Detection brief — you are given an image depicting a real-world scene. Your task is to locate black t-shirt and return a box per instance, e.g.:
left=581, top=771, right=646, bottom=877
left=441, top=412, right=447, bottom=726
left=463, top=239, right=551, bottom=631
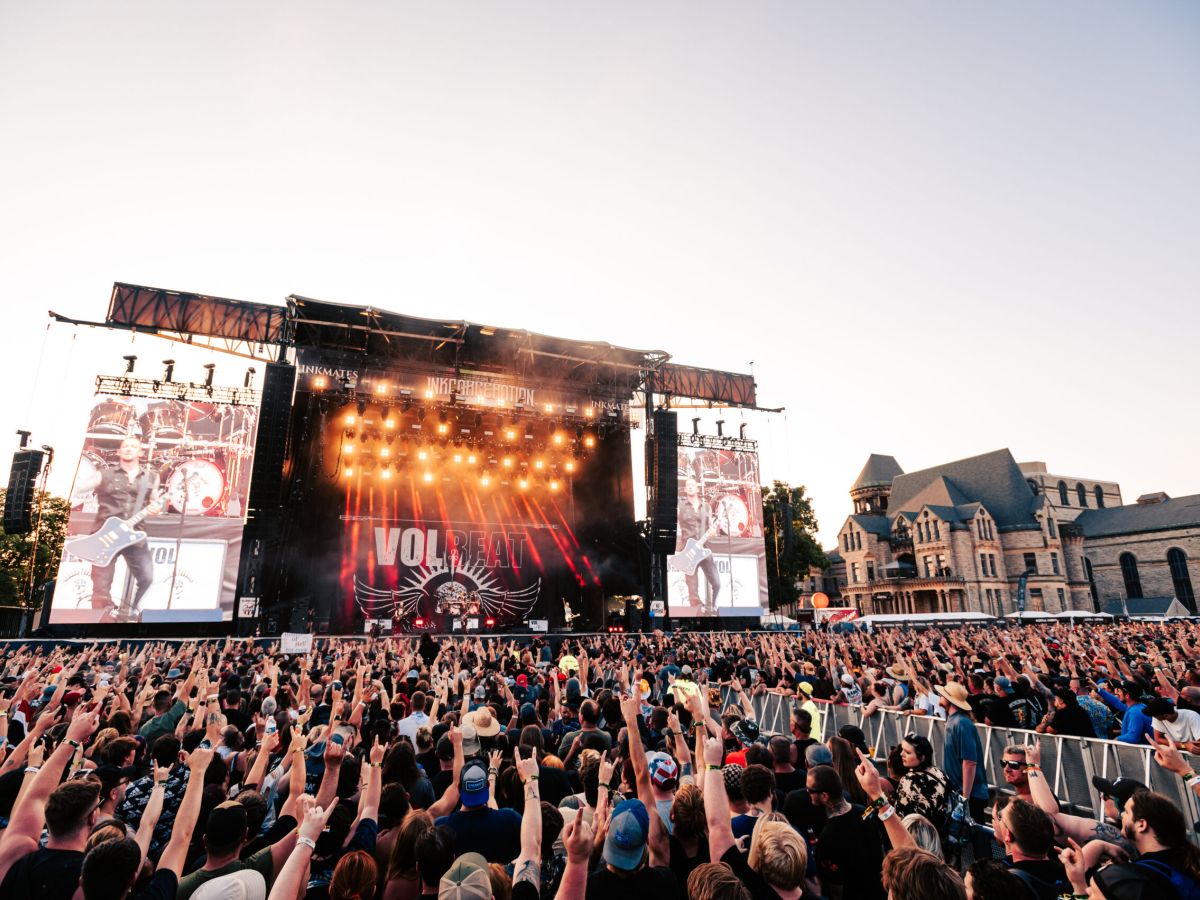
left=0, top=848, right=85, bottom=900
left=814, top=807, right=885, bottom=900
left=132, top=867, right=178, bottom=900
left=431, top=767, right=454, bottom=800
left=1007, top=858, right=1071, bottom=899
left=782, top=788, right=826, bottom=843
left=668, top=834, right=709, bottom=888
left=773, top=768, right=806, bottom=796
left=1049, top=705, right=1096, bottom=738
left=585, top=864, right=681, bottom=900
left=537, top=765, right=573, bottom=807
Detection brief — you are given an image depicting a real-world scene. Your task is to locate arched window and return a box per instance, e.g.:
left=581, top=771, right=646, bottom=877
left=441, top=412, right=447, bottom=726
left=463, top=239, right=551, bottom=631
left=1120, top=552, right=1143, bottom=599
left=1058, top=480, right=1070, bottom=506
left=1094, top=485, right=1105, bottom=509
left=1084, top=557, right=1098, bottom=606
left=1168, top=548, right=1195, bottom=610
left=1076, top=483, right=1088, bottom=507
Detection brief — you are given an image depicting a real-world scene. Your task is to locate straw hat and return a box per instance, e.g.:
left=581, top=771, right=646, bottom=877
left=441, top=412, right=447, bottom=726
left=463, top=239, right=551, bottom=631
left=935, top=681, right=972, bottom=712
left=885, top=664, right=911, bottom=681
left=464, top=707, right=501, bottom=737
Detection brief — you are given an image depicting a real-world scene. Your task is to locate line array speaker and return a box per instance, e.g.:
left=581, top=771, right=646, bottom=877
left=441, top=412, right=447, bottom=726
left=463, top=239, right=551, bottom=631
left=648, top=409, right=678, bottom=553
left=3, top=449, right=46, bottom=534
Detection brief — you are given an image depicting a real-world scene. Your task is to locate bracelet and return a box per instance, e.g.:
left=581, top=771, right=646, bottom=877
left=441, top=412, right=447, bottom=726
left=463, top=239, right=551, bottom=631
left=366, top=761, right=381, bottom=768
left=878, top=804, right=896, bottom=822
left=488, top=767, right=499, bottom=776
left=24, top=766, right=39, bottom=774
left=66, top=739, right=82, bottom=751
left=155, top=779, right=170, bottom=786
left=1024, top=764, right=1040, bottom=771
left=706, top=764, right=721, bottom=771
left=297, top=836, right=317, bottom=851
left=1183, top=771, right=1196, bottom=783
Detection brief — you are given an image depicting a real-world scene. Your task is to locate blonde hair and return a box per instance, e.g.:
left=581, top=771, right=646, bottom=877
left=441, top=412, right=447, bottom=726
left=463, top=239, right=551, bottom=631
left=902, top=813, right=944, bottom=860
left=670, top=783, right=707, bottom=841
left=687, top=862, right=751, bottom=900
left=747, top=817, right=806, bottom=890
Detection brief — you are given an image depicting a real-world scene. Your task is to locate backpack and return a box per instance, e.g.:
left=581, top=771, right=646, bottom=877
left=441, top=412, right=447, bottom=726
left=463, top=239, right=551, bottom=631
left=1134, top=859, right=1200, bottom=900
left=1007, top=866, right=1071, bottom=900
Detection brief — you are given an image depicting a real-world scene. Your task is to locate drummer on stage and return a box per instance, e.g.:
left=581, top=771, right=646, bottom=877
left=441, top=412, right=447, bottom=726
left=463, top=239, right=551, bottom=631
left=73, top=435, right=163, bottom=622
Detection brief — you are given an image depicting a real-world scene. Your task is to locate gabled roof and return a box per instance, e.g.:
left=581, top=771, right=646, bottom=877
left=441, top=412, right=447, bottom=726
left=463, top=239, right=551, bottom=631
left=850, top=514, right=894, bottom=538
left=1077, top=494, right=1200, bottom=538
left=888, top=449, right=1038, bottom=529
left=955, top=502, right=984, bottom=519
left=925, top=504, right=965, bottom=523
left=1100, top=597, right=1193, bottom=617
left=852, top=454, right=904, bottom=491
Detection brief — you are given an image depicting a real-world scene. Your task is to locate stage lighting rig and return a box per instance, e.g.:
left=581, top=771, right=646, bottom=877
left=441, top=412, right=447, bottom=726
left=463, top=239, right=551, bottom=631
left=123, top=355, right=137, bottom=373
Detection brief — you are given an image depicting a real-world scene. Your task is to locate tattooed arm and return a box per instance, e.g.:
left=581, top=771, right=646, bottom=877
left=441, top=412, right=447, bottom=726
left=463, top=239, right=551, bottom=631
left=513, top=746, right=543, bottom=893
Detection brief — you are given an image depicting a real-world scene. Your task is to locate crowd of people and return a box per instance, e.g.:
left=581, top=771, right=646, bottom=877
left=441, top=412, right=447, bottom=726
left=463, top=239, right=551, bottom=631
left=0, top=619, right=1199, bottom=900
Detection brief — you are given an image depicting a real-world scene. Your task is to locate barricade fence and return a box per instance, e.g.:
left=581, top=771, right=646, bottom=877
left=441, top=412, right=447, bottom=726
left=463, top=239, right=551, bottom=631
left=718, top=688, right=1200, bottom=843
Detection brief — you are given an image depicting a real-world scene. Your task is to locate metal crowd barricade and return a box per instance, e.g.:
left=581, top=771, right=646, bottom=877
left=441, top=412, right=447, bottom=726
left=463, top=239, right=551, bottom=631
left=718, top=688, right=1200, bottom=844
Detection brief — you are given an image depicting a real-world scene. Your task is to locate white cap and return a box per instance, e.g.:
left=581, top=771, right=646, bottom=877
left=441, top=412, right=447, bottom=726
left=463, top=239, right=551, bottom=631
left=191, top=870, right=267, bottom=900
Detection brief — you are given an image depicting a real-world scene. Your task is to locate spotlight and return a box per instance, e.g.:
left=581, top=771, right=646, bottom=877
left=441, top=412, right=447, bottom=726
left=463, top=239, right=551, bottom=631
left=414, top=617, right=425, bottom=629
left=123, top=355, right=137, bottom=374
left=203, top=363, right=216, bottom=388
left=467, top=454, right=476, bottom=465
left=565, top=461, right=575, bottom=473
left=345, top=467, right=354, bottom=477
left=583, top=435, right=596, bottom=448
left=584, top=407, right=594, bottom=418
left=503, top=457, right=514, bottom=468
left=544, top=403, right=554, bottom=413
left=553, top=433, right=564, bottom=445
left=480, top=475, right=491, bottom=487
left=376, top=383, right=388, bottom=394
left=485, top=617, right=496, bottom=630
left=453, top=453, right=463, bottom=464
left=346, top=414, right=356, bottom=425
left=345, top=444, right=355, bottom=455
left=418, top=450, right=428, bottom=461
left=534, top=460, right=544, bottom=471
left=380, top=447, right=389, bottom=458
left=382, top=468, right=392, bottom=480
left=245, top=366, right=256, bottom=388
left=518, top=478, right=528, bottom=490
left=313, top=376, right=327, bottom=389
left=423, top=471, right=433, bottom=483
left=505, top=429, right=517, bottom=441
left=550, top=480, right=560, bottom=492
left=162, top=359, right=175, bottom=382
left=437, top=423, right=449, bottom=435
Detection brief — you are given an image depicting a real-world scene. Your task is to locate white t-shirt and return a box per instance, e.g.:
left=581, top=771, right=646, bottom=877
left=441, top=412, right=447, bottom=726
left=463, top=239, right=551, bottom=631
left=397, top=710, right=430, bottom=745
left=1154, top=708, right=1200, bottom=743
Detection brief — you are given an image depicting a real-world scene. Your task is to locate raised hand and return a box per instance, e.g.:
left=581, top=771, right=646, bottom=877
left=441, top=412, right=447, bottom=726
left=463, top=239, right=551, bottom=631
left=186, top=745, right=214, bottom=773
left=855, top=748, right=884, bottom=800
left=516, top=745, right=539, bottom=783
left=563, top=812, right=594, bottom=864
left=370, top=735, right=386, bottom=767
left=703, top=736, right=724, bottom=767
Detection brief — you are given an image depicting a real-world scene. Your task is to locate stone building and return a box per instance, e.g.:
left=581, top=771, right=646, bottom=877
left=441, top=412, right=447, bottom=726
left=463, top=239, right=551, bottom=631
left=1018, top=461, right=1123, bottom=523
left=836, top=449, right=1092, bottom=616
left=1076, top=493, right=1200, bottom=614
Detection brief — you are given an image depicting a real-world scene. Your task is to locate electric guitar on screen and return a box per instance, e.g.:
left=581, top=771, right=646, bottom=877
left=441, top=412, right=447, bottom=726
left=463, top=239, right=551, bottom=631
left=668, top=525, right=718, bottom=576
left=64, top=490, right=166, bottom=567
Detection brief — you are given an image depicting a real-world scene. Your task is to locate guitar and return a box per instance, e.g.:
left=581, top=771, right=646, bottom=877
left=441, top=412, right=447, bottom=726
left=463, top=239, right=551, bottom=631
left=64, top=490, right=166, bottom=566
left=668, top=527, right=717, bottom=576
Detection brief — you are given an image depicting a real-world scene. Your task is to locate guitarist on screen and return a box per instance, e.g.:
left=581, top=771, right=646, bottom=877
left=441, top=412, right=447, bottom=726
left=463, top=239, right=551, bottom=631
left=73, top=435, right=163, bottom=622
left=677, top=476, right=720, bottom=616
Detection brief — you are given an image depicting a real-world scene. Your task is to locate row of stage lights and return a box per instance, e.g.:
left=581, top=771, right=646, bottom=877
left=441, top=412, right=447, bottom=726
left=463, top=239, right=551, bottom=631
left=336, top=401, right=602, bottom=492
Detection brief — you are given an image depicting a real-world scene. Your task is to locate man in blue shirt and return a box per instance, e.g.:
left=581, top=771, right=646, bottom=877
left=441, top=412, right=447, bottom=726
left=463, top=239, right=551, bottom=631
left=435, top=760, right=522, bottom=862
left=937, top=681, right=990, bottom=820
left=1096, top=679, right=1153, bottom=745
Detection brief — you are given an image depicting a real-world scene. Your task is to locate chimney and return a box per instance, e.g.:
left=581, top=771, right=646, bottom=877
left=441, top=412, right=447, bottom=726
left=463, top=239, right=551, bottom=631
left=1136, top=492, right=1170, bottom=505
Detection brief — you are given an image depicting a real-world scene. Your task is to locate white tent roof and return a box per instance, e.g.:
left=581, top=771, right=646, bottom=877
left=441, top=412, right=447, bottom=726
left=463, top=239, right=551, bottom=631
left=1054, top=610, right=1114, bottom=619
left=857, top=611, right=996, bottom=626
left=1004, top=611, right=1053, bottom=619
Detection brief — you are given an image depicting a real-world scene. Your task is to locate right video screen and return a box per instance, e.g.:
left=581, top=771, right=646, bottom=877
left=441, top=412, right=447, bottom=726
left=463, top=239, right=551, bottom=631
left=667, top=444, right=768, bottom=617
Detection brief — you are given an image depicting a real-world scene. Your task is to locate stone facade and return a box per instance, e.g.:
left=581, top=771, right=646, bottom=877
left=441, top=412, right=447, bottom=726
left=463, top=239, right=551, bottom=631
left=834, top=449, right=1095, bottom=616
left=1019, top=461, right=1123, bottom=523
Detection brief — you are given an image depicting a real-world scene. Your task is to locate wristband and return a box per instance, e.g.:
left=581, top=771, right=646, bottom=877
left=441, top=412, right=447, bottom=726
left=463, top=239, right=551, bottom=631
left=706, top=764, right=721, bottom=771
left=878, top=804, right=896, bottom=822
left=155, top=779, right=170, bottom=786
left=24, top=766, right=39, bottom=774
left=297, top=836, right=317, bottom=851
left=1183, top=771, right=1196, bottom=783
left=366, top=761, right=381, bottom=768
left=1024, top=764, right=1040, bottom=771
left=488, top=767, right=499, bottom=777
left=66, top=739, right=83, bottom=751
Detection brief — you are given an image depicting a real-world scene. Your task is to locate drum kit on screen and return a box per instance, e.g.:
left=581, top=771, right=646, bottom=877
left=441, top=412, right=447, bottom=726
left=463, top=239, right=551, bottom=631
left=73, top=398, right=258, bottom=518
left=685, top=449, right=761, bottom=538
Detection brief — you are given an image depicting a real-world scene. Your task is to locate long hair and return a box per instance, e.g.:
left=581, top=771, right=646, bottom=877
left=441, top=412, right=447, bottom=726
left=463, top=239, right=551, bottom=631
left=828, top=736, right=870, bottom=805
left=385, top=809, right=433, bottom=881
left=902, top=814, right=944, bottom=860
left=671, top=783, right=707, bottom=841
left=1128, top=791, right=1200, bottom=882
left=331, top=849, right=377, bottom=900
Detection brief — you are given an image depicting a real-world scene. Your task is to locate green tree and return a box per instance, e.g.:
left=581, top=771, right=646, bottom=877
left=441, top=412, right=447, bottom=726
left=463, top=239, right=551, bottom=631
left=0, top=491, right=71, bottom=605
left=761, top=481, right=828, bottom=612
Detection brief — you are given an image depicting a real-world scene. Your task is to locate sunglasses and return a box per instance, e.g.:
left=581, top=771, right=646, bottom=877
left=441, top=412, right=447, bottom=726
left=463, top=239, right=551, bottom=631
left=1000, top=760, right=1024, bottom=770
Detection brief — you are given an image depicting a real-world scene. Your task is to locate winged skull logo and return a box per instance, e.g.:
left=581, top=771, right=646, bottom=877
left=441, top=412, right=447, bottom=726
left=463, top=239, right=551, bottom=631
left=354, top=557, right=540, bottom=622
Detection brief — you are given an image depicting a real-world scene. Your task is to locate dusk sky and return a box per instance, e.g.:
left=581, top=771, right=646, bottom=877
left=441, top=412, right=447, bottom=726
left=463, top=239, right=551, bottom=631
left=1, top=2, right=1197, bottom=547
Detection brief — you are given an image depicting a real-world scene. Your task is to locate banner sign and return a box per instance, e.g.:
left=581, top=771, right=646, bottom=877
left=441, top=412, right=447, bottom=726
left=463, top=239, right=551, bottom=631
left=814, top=608, right=859, bottom=625
left=281, top=632, right=314, bottom=654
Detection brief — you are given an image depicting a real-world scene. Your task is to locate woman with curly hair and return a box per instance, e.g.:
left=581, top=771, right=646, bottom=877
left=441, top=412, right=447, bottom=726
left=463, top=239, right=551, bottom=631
left=893, top=734, right=951, bottom=832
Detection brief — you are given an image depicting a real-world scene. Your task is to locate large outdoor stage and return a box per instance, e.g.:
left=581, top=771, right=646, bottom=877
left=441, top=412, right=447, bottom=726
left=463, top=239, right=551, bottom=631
left=33, top=283, right=770, bottom=638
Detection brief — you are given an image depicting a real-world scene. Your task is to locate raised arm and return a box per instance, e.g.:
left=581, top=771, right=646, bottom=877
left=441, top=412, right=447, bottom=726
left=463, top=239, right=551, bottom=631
left=133, top=762, right=171, bottom=864
left=703, top=736, right=735, bottom=860
left=157, top=746, right=214, bottom=876
left=621, top=693, right=666, bottom=867
left=855, top=749, right=912, bottom=850
left=427, top=726, right=465, bottom=818
left=512, top=746, right=543, bottom=891
left=267, top=798, right=336, bottom=900
left=553, top=813, right=593, bottom=900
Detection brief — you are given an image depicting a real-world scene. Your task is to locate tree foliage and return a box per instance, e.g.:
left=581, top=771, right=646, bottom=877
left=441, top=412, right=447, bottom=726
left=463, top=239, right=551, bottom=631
left=761, top=481, right=828, bottom=611
left=0, top=491, right=71, bottom=605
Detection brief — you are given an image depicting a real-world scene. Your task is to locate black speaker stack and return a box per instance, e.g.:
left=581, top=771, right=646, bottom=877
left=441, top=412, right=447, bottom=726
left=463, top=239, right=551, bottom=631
left=3, top=448, right=46, bottom=534
left=235, top=362, right=296, bottom=635
left=647, top=409, right=678, bottom=554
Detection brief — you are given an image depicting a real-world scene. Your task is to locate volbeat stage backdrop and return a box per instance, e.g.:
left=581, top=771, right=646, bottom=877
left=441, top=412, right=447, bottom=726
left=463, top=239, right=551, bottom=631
left=279, top=393, right=642, bottom=633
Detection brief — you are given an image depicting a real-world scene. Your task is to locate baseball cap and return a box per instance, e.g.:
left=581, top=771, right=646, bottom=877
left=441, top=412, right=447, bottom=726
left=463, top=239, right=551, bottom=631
left=646, top=752, right=679, bottom=789
left=516, top=674, right=528, bottom=687
left=205, top=800, right=249, bottom=848
left=603, top=799, right=650, bottom=871
left=439, top=852, right=491, bottom=900
left=191, top=870, right=266, bottom=900
left=1092, top=776, right=1148, bottom=806
left=797, top=682, right=814, bottom=696
left=731, top=719, right=760, bottom=747
left=460, top=723, right=481, bottom=757
left=436, top=734, right=455, bottom=762
left=459, top=761, right=490, bottom=807
left=407, top=669, right=420, bottom=680
left=995, top=676, right=1014, bottom=695
left=680, top=665, right=693, bottom=676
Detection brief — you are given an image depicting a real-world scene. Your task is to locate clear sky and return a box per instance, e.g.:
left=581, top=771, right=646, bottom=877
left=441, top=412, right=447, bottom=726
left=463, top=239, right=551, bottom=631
left=1, top=2, right=1197, bottom=548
